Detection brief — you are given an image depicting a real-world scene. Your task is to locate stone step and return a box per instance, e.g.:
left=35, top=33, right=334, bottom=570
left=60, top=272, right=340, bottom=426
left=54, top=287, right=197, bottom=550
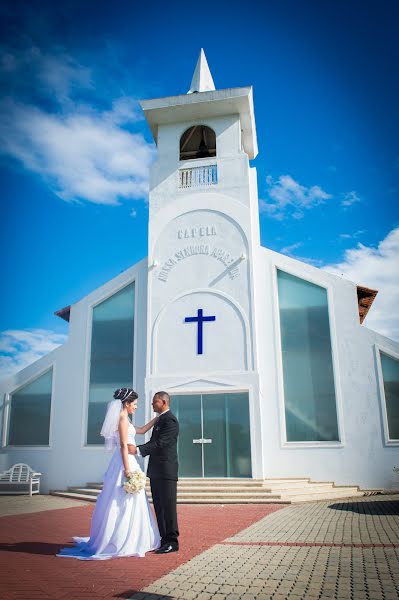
left=263, top=478, right=312, bottom=483
left=86, top=479, right=269, bottom=488
left=51, top=476, right=374, bottom=505
left=68, top=487, right=101, bottom=496
left=178, top=478, right=270, bottom=484
left=179, top=479, right=310, bottom=486
left=275, top=483, right=338, bottom=494
left=50, top=490, right=288, bottom=504
left=154, top=485, right=276, bottom=493
left=283, top=485, right=360, bottom=497
left=68, top=487, right=282, bottom=501
left=173, top=498, right=290, bottom=504
left=282, top=489, right=364, bottom=503
left=87, top=483, right=284, bottom=493
left=51, top=491, right=97, bottom=502
left=177, top=483, right=267, bottom=489
left=176, top=492, right=282, bottom=499
left=263, top=480, right=324, bottom=489
left=87, top=478, right=319, bottom=490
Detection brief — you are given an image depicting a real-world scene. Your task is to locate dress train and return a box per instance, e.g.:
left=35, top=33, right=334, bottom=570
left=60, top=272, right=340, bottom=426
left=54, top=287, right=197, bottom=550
left=57, top=439, right=160, bottom=559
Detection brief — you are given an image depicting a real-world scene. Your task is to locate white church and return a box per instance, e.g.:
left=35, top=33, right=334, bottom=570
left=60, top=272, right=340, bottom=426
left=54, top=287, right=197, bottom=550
left=1, top=51, right=398, bottom=496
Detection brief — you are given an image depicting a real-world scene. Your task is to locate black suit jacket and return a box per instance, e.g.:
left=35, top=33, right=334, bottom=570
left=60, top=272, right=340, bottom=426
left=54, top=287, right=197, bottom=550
left=137, top=411, right=179, bottom=480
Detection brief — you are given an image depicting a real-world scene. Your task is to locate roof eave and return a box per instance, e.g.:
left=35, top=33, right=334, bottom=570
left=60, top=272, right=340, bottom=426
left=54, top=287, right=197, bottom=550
left=357, top=285, right=378, bottom=324
left=140, top=86, right=258, bottom=160
left=55, top=306, right=71, bottom=322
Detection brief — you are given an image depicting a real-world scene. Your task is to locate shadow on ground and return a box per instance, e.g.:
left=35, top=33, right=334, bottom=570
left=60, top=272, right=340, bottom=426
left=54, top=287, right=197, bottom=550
left=0, top=542, right=66, bottom=555
left=329, top=500, right=399, bottom=515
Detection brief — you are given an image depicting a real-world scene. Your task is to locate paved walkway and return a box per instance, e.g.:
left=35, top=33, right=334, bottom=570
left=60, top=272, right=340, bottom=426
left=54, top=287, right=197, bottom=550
left=0, top=494, right=89, bottom=517
left=133, top=495, right=399, bottom=600
left=0, top=496, right=281, bottom=600
left=0, top=495, right=398, bottom=599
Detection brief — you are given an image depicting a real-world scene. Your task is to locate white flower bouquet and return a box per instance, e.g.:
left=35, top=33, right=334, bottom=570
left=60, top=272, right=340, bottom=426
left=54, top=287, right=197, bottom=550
left=123, top=470, right=146, bottom=494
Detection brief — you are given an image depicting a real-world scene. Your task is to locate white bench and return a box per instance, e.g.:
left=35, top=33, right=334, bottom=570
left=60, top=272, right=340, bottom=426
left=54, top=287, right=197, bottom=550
left=0, top=463, right=42, bottom=496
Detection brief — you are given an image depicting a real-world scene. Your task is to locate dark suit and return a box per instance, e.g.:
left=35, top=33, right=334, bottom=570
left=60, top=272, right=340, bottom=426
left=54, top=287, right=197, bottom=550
left=138, top=411, right=179, bottom=547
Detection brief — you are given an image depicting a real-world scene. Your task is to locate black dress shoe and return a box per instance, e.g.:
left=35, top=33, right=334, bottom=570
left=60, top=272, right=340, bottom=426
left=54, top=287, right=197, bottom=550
left=155, top=544, right=179, bottom=554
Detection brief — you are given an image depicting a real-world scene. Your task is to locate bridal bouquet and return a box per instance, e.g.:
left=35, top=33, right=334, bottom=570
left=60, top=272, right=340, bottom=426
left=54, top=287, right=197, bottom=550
left=123, top=470, right=146, bottom=494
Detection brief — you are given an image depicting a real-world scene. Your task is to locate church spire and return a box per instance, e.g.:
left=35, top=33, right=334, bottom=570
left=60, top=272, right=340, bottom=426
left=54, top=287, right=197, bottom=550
left=187, top=49, right=216, bottom=94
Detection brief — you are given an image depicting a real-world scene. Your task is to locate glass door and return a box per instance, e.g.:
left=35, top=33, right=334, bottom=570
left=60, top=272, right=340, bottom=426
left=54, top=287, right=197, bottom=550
left=203, top=392, right=252, bottom=477
left=172, top=394, right=202, bottom=477
left=172, top=392, right=252, bottom=478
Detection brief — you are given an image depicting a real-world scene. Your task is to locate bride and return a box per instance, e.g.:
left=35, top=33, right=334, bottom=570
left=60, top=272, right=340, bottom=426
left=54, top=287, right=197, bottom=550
left=57, top=388, right=161, bottom=559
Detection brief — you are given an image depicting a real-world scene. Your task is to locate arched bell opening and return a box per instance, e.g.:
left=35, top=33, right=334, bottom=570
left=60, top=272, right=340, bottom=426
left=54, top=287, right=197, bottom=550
left=180, top=125, right=216, bottom=161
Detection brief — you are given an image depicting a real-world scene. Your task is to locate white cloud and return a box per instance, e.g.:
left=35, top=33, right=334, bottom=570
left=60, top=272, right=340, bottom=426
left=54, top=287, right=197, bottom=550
left=0, top=98, right=153, bottom=205
left=324, top=227, right=399, bottom=341
left=261, top=174, right=332, bottom=219
left=0, top=329, right=67, bottom=381
left=339, top=230, right=366, bottom=240
left=0, top=46, right=92, bottom=107
left=0, top=46, right=154, bottom=205
left=279, top=241, right=303, bottom=255
left=341, top=190, right=361, bottom=208
left=277, top=241, right=323, bottom=266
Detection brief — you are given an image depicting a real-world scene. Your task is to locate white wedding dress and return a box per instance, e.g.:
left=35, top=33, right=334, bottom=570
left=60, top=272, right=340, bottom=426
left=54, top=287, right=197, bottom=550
left=57, top=422, right=160, bottom=559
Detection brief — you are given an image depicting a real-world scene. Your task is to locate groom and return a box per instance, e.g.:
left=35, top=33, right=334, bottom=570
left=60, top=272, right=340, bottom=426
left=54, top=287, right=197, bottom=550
left=129, top=391, right=179, bottom=554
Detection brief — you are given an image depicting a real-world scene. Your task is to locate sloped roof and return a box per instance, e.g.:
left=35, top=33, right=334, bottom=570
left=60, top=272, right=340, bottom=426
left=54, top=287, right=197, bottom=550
left=54, top=305, right=71, bottom=322
left=356, top=285, right=378, bottom=324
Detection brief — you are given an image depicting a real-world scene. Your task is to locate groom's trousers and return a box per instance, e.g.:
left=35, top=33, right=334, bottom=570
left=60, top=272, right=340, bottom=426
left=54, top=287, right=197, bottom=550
left=150, top=478, right=179, bottom=547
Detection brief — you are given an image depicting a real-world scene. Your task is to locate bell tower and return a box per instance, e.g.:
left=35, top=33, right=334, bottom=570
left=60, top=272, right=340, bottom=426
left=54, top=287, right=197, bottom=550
left=140, top=50, right=262, bottom=446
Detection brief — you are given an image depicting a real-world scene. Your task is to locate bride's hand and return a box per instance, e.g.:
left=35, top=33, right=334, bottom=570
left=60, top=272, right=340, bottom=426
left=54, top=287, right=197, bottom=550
left=124, top=470, right=132, bottom=479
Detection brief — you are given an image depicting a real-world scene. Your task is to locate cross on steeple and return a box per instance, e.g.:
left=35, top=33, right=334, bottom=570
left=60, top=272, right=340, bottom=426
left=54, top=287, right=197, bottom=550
left=184, top=308, right=216, bottom=354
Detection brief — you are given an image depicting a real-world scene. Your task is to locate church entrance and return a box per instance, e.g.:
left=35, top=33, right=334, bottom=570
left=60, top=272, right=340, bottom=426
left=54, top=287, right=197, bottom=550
left=171, top=392, right=252, bottom=478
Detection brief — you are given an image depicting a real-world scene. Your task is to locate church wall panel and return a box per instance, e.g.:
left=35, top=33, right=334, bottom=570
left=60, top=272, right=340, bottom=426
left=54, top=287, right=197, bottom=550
left=256, top=246, right=399, bottom=489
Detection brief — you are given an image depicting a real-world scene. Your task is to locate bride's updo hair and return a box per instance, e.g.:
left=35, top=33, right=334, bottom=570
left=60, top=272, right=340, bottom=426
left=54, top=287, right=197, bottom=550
left=113, top=388, right=138, bottom=404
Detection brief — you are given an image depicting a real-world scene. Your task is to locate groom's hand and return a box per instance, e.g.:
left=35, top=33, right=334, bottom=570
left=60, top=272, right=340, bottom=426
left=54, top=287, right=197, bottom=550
left=127, top=444, right=137, bottom=455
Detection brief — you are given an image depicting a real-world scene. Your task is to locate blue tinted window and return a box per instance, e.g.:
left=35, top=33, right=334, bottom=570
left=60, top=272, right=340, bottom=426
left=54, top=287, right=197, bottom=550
left=8, top=369, right=52, bottom=446
left=87, top=283, right=135, bottom=444
left=380, top=353, right=399, bottom=440
left=277, top=270, right=339, bottom=442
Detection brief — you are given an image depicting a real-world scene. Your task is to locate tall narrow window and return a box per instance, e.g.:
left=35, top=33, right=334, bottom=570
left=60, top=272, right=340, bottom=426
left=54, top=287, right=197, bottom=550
left=277, top=270, right=339, bottom=442
left=8, top=369, right=53, bottom=446
left=380, top=352, right=399, bottom=441
left=87, top=282, right=135, bottom=444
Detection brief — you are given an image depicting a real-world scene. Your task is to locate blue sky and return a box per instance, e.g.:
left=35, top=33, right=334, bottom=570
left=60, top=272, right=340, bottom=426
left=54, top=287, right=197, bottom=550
left=1, top=0, right=398, bottom=378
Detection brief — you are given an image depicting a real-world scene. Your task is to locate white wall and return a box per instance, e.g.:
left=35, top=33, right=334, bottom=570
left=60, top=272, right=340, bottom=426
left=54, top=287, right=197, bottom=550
left=257, top=246, right=399, bottom=490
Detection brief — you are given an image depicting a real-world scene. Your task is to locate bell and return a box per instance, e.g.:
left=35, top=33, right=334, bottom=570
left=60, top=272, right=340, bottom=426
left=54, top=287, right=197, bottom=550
left=196, top=129, right=211, bottom=158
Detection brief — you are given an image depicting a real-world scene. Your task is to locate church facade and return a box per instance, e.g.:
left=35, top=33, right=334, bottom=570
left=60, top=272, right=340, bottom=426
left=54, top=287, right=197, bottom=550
left=1, top=52, right=398, bottom=493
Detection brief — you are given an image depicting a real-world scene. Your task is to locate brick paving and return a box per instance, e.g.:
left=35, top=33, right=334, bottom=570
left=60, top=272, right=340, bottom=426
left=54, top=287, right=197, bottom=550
left=0, top=494, right=89, bottom=517
left=1, top=495, right=398, bottom=600
left=135, top=495, right=399, bottom=600
left=225, top=495, right=399, bottom=546
left=0, top=498, right=282, bottom=600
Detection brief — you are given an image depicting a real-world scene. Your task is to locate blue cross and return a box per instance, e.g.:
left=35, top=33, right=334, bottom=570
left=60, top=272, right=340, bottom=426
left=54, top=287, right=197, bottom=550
left=184, top=308, right=216, bottom=355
